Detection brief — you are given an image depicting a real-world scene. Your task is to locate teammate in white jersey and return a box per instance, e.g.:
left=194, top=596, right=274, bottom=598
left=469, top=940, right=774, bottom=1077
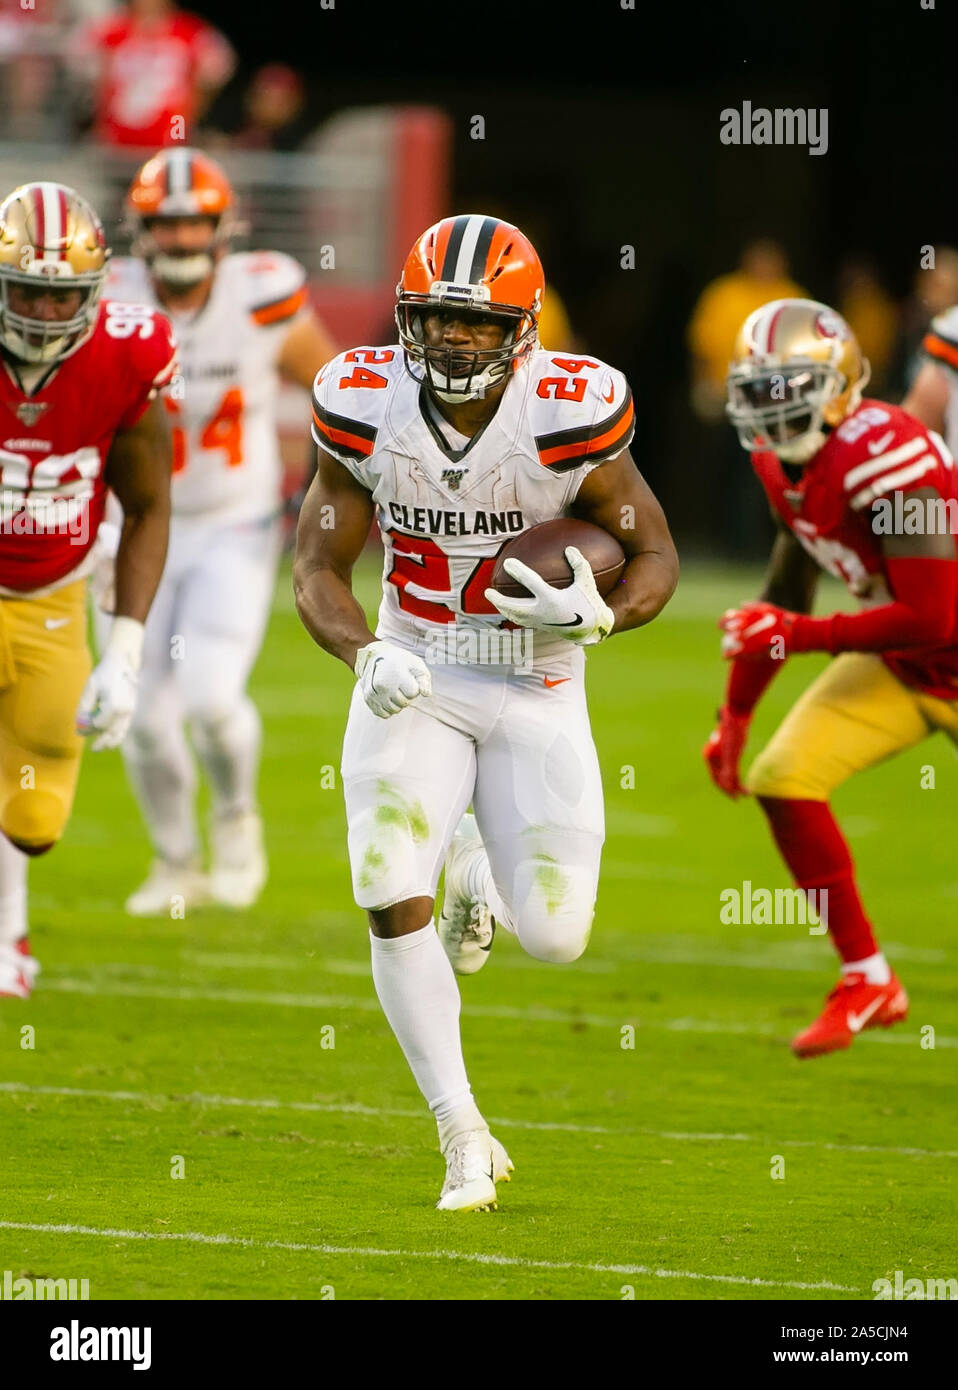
left=904, top=304, right=958, bottom=458
left=294, top=215, right=678, bottom=1210
left=103, top=148, right=335, bottom=914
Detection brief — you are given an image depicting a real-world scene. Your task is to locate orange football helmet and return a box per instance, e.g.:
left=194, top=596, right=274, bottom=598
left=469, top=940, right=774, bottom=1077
left=0, top=182, right=110, bottom=364
left=396, top=214, right=544, bottom=400
left=726, top=298, right=871, bottom=463
left=126, top=147, right=235, bottom=287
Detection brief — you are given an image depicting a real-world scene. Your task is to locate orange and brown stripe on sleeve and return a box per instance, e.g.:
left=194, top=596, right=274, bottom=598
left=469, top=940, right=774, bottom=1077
left=251, top=284, right=308, bottom=327
left=310, top=395, right=378, bottom=462
left=923, top=331, right=958, bottom=372
left=535, top=389, right=635, bottom=473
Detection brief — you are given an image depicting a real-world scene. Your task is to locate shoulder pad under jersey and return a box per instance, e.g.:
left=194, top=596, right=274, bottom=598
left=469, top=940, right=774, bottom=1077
left=225, top=251, right=309, bottom=327
left=310, top=346, right=405, bottom=478
left=923, top=305, right=958, bottom=374
left=524, top=349, right=634, bottom=473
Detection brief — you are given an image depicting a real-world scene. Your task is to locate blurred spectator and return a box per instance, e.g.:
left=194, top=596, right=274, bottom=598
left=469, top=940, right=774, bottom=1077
left=686, top=239, right=804, bottom=556
left=71, top=0, right=236, bottom=147
left=889, top=247, right=958, bottom=397
left=0, top=0, right=65, bottom=140
left=836, top=256, right=898, bottom=394
left=230, top=64, right=310, bottom=151
left=687, top=239, right=805, bottom=422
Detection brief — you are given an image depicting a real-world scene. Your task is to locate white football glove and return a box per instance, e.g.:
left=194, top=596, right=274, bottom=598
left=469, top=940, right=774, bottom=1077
left=484, top=546, right=615, bottom=647
left=76, top=616, right=144, bottom=751
left=354, top=639, right=432, bottom=718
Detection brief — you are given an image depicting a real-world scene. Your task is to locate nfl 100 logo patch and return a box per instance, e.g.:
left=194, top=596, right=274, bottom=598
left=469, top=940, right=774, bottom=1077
left=441, top=467, right=467, bottom=491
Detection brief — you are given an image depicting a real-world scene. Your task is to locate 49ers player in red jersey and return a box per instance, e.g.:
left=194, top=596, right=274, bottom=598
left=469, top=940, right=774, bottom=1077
left=0, top=182, right=176, bottom=998
left=704, top=298, right=958, bottom=1058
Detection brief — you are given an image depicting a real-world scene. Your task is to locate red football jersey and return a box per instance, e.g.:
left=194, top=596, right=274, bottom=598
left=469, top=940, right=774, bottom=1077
left=752, top=399, right=958, bottom=699
left=0, top=300, right=177, bottom=595
left=75, top=11, right=235, bottom=148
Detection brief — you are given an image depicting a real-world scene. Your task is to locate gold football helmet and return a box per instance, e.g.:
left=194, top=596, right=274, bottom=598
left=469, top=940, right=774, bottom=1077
left=0, top=182, right=111, bottom=364
left=726, top=298, right=871, bottom=463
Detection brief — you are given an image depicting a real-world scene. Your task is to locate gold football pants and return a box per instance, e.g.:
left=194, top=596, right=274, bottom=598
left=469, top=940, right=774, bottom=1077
left=0, top=579, right=91, bottom=852
left=746, top=652, right=958, bottom=801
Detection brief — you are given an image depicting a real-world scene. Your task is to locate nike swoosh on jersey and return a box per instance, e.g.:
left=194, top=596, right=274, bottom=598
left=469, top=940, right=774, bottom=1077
left=846, top=996, right=886, bottom=1033
left=602, top=383, right=615, bottom=404
left=546, top=614, right=583, bottom=627
left=543, top=676, right=570, bottom=688
left=866, top=431, right=896, bottom=456
left=44, top=617, right=71, bottom=630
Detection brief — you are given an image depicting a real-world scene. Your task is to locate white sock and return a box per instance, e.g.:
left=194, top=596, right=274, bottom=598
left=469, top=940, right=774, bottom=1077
left=465, top=843, right=517, bottom=937
left=842, top=952, right=891, bottom=986
left=369, top=922, right=486, bottom=1150
left=0, top=832, right=27, bottom=947
left=124, top=734, right=199, bottom=865
left=191, top=696, right=261, bottom=821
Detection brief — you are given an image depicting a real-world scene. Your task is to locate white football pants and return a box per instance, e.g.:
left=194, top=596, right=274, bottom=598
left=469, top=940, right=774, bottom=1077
left=342, top=645, right=605, bottom=963
left=97, top=513, right=281, bottom=864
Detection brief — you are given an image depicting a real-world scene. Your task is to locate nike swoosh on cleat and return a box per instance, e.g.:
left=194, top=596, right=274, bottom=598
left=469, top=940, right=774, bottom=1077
left=543, top=676, right=570, bottom=688
left=546, top=614, right=583, bottom=627
left=847, top=996, right=887, bottom=1033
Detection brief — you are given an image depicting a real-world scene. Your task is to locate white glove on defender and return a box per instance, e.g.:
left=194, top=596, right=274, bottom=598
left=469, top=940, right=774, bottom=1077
left=354, top=640, right=432, bottom=719
left=484, top=546, right=615, bottom=647
left=76, top=616, right=144, bottom=751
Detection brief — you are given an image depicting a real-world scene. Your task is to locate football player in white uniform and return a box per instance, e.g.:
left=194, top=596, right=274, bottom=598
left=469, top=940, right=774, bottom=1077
left=103, top=148, right=336, bottom=914
left=903, top=304, right=958, bottom=458
left=294, top=215, right=678, bottom=1210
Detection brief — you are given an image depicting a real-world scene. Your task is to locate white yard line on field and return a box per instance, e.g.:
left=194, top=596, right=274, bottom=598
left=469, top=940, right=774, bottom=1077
left=2, top=1082, right=956, bottom=1159
left=0, top=1220, right=859, bottom=1293
left=35, top=975, right=958, bottom=1048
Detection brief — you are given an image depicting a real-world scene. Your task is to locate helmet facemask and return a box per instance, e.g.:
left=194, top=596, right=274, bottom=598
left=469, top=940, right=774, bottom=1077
left=726, top=359, right=846, bottom=464
left=396, top=289, right=538, bottom=403
left=135, top=213, right=226, bottom=290
left=0, top=265, right=106, bottom=365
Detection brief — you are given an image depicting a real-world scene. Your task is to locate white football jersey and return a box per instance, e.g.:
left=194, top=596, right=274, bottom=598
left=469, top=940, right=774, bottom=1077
left=923, top=305, right=958, bottom=462
left=106, top=251, right=308, bottom=524
left=311, top=346, right=635, bottom=663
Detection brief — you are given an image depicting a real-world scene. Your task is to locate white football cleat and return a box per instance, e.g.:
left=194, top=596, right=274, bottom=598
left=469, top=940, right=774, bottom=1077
left=436, top=1129, right=514, bottom=1212
left=210, top=810, right=267, bottom=909
left=125, top=859, right=211, bottom=917
left=0, top=939, right=40, bottom=999
left=438, top=813, right=495, bottom=975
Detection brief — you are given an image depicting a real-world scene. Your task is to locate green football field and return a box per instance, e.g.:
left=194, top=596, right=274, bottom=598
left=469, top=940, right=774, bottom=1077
left=1, top=557, right=956, bottom=1302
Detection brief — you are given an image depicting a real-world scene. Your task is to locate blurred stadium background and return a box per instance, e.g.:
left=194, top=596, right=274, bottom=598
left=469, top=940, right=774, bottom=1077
left=2, top=0, right=958, bottom=1305
left=3, top=0, right=957, bottom=558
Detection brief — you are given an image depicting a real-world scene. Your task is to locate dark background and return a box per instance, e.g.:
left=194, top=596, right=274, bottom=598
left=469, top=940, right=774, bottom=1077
left=198, top=0, right=957, bottom=546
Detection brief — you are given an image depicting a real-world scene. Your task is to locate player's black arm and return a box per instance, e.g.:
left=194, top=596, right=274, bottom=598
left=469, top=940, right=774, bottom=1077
left=104, top=396, right=173, bottom=622
left=759, top=519, right=819, bottom=613
left=293, top=446, right=377, bottom=670
left=569, top=448, right=678, bottom=633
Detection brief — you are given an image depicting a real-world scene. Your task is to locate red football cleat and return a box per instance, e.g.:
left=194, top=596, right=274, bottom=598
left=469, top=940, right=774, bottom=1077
left=0, top=938, right=40, bottom=1000
left=791, top=971, right=909, bottom=1058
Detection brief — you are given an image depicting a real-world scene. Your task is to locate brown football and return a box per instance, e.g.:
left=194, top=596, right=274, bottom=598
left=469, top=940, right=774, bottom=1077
left=490, top=519, right=626, bottom=599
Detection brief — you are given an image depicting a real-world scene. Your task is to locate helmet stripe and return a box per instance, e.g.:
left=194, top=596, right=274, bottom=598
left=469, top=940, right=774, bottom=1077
left=39, top=183, right=62, bottom=264
left=32, top=185, right=45, bottom=256
left=167, top=148, right=192, bottom=196
left=468, top=216, right=499, bottom=283
left=439, top=215, right=470, bottom=280
left=449, top=215, right=487, bottom=284
left=56, top=186, right=68, bottom=259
